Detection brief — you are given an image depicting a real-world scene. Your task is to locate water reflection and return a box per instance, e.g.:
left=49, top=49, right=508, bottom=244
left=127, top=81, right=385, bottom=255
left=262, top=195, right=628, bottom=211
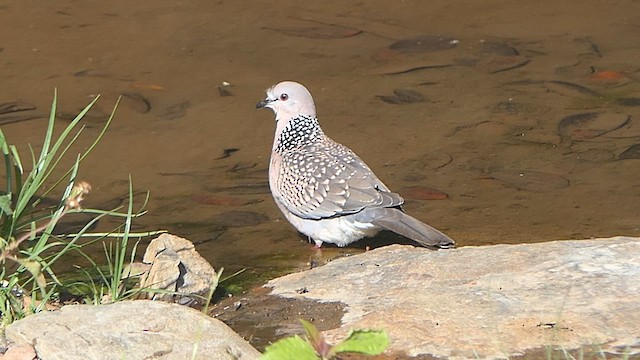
left=0, top=1, right=639, bottom=281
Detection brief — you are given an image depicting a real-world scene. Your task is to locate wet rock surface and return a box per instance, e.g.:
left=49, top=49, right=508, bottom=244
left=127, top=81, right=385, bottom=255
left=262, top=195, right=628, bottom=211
left=4, top=300, right=261, bottom=360
left=212, top=287, right=345, bottom=351
left=267, top=237, right=640, bottom=359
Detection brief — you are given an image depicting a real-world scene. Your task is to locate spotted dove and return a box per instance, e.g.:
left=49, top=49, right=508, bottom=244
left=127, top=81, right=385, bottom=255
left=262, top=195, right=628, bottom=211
left=257, top=81, right=454, bottom=249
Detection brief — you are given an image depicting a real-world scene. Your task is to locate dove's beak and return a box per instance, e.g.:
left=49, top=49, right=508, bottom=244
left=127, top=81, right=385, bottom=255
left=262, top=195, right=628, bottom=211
left=256, top=98, right=273, bottom=109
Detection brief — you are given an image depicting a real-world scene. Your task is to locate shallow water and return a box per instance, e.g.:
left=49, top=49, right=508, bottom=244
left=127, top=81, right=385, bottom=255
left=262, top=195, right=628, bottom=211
left=1, top=1, right=640, bottom=283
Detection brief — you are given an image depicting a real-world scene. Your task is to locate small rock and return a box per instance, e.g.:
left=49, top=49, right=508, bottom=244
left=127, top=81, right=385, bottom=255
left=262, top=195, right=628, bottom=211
left=218, top=81, right=233, bottom=96
left=134, top=234, right=218, bottom=306
left=0, top=344, right=36, bottom=360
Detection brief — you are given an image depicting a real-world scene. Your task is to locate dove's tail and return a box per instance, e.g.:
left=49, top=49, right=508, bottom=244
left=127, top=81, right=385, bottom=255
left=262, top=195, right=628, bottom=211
left=356, top=208, right=455, bottom=249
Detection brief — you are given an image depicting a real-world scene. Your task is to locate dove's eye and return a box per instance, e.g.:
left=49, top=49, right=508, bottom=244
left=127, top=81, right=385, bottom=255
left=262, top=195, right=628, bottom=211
left=280, top=93, right=289, bottom=101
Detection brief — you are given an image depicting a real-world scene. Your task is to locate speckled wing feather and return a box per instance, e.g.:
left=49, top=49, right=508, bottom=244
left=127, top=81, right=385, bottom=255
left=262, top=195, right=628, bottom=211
left=275, top=137, right=404, bottom=220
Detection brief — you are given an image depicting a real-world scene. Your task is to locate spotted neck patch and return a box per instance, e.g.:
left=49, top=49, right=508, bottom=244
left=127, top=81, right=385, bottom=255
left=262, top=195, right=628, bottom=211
left=275, top=115, right=324, bottom=153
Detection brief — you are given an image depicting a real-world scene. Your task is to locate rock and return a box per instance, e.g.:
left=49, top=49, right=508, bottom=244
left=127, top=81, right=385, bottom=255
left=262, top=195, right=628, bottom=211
left=0, top=344, right=36, bottom=360
left=267, top=237, right=640, bottom=359
left=130, top=234, right=218, bottom=306
left=4, top=300, right=260, bottom=360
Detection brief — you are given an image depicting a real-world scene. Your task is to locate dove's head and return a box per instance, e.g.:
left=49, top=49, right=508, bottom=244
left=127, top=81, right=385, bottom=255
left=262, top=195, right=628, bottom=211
left=256, top=81, right=317, bottom=121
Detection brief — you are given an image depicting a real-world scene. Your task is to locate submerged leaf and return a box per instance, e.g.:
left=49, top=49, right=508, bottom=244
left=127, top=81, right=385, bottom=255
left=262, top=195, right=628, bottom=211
left=389, top=35, right=457, bottom=53
left=619, top=144, right=640, bottom=159
left=557, top=112, right=630, bottom=145
left=263, top=25, right=361, bottom=39
left=261, top=335, right=319, bottom=360
left=377, top=89, right=425, bottom=104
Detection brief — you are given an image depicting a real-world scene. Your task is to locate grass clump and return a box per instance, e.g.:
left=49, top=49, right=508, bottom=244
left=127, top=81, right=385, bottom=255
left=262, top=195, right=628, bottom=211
left=0, top=91, right=161, bottom=328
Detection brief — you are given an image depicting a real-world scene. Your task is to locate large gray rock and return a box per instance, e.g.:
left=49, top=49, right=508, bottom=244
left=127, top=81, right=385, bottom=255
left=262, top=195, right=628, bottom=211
left=267, top=236, right=640, bottom=359
left=5, top=300, right=260, bottom=360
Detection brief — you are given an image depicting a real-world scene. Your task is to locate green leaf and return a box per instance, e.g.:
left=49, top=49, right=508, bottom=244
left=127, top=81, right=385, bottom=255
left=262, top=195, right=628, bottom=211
left=331, top=329, right=389, bottom=356
left=0, top=193, right=13, bottom=216
left=261, top=335, right=320, bottom=360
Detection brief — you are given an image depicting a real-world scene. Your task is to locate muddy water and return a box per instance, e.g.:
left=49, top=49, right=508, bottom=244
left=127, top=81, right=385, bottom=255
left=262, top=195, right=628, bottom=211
left=2, top=1, right=640, bottom=287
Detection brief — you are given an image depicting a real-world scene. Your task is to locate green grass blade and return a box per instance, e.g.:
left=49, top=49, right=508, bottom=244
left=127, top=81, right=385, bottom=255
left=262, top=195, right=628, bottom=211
left=35, top=126, right=86, bottom=203
left=45, top=212, right=108, bottom=268
left=13, top=94, right=100, bottom=222
left=35, top=88, right=57, bottom=175
left=72, top=208, right=149, bottom=218
left=39, top=96, right=118, bottom=201
left=63, top=230, right=166, bottom=238
left=29, top=155, right=80, bottom=255
left=9, top=145, right=23, bottom=197
left=0, top=129, right=12, bottom=194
